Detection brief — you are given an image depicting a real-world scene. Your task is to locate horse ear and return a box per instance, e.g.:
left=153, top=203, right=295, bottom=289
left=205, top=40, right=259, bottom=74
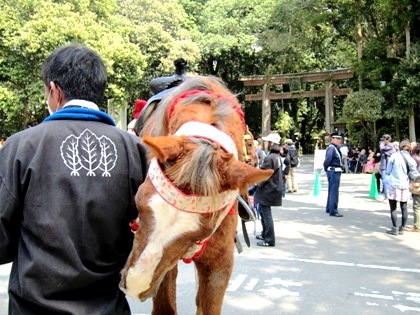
left=226, top=160, right=274, bottom=195
left=142, top=135, right=184, bottom=162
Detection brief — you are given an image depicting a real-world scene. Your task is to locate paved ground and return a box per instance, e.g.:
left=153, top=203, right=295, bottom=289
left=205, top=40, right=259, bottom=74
left=1, top=154, right=419, bottom=314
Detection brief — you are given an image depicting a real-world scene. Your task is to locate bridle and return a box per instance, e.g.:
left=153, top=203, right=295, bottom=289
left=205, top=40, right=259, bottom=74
left=132, top=89, right=245, bottom=263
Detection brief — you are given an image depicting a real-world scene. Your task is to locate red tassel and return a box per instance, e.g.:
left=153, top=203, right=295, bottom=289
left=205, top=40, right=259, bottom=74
left=129, top=219, right=139, bottom=232
left=182, top=240, right=208, bottom=264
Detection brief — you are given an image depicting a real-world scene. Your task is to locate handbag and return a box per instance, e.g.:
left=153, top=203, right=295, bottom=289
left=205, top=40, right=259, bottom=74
left=400, top=152, right=420, bottom=194
left=409, top=182, right=420, bottom=195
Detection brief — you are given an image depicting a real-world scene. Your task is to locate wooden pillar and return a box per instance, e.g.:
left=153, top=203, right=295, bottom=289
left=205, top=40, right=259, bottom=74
left=262, top=84, right=271, bottom=136
left=409, top=107, right=416, bottom=141
left=107, top=99, right=127, bottom=131
left=406, top=24, right=416, bottom=142
left=325, top=81, right=334, bottom=133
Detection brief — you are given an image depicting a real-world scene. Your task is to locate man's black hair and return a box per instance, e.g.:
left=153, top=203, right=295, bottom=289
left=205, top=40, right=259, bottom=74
left=42, top=44, right=107, bottom=105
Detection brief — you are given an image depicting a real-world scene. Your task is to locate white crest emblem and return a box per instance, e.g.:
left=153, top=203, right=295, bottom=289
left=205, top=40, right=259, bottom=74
left=60, top=129, right=118, bottom=177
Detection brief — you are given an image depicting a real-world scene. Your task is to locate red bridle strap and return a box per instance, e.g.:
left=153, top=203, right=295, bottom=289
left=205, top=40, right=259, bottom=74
left=181, top=206, right=236, bottom=264
left=182, top=241, right=208, bottom=264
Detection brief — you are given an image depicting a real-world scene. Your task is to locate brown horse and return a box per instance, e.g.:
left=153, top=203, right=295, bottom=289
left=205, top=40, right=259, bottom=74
left=119, top=76, right=273, bottom=315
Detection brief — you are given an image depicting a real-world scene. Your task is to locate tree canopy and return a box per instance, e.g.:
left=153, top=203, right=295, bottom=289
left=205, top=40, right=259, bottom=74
left=1, top=0, right=419, bottom=151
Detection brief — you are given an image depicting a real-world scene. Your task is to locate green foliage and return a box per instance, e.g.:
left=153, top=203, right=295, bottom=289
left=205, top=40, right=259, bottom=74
left=0, top=0, right=420, bottom=144
left=396, top=43, right=420, bottom=111
left=113, top=0, right=200, bottom=100
left=0, top=0, right=145, bottom=138
left=274, top=110, right=294, bottom=138
left=341, top=89, right=384, bottom=146
left=342, top=90, right=383, bottom=123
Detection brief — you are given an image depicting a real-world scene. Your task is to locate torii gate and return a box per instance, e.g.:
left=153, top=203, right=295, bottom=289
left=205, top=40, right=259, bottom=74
left=239, top=68, right=354, bottom=136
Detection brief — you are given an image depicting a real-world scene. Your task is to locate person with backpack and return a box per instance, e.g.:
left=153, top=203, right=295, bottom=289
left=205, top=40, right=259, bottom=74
left=254, top=133, right=283, bottom=247
left=385, top=140, right=420, bottom=236
left=284, top=139, right=299, bottom=193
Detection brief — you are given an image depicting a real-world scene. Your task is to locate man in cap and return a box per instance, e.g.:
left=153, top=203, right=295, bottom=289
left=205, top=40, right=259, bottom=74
left=323, top=132, right=344, bottom=217
left=254, top=133, right=282, bottom=246
left=262, top=133, right=281, bottom=146
left=284, top=139, right=299, bottom=193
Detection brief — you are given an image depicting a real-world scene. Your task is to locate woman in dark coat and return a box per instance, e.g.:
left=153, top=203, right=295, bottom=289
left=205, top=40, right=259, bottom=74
left=254, top=136, right=282, bottom=247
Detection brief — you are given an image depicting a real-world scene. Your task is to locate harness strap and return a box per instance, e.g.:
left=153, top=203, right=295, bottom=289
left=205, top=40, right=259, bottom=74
left=175, top=121, right=238, bottom=159
left=148, top=158, right=238, bottom=214
left=167, top=89, right=245, bottom=128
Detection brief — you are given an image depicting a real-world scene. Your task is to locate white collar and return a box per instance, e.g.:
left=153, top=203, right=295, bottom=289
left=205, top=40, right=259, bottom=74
left=63, top=99, right=99, bottom=110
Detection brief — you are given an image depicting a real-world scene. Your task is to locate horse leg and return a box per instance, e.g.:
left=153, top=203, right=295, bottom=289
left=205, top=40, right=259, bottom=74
left=151, top=265, right=178, bottom=315
left=194, top=214, right=237, bottom=315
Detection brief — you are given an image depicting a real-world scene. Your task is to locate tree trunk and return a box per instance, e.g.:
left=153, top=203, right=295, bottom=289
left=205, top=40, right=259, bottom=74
left=373, top=121, right=377, bottom=150
left=357, top=23, right=363, bottom=91
left=406, top=23, right=417, bottom=141
left=262, top=84, right=271, bottom=136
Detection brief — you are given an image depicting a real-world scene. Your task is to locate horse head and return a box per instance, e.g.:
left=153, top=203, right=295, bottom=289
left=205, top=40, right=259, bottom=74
left=119, top=76, right=273, bottom=301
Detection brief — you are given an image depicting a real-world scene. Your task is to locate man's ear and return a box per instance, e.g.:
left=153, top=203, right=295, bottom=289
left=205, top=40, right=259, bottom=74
left=49, top=81, right=64, bottom=109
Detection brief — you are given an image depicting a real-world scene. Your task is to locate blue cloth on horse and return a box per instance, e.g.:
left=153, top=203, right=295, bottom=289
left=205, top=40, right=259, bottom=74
left=43, top=107, right=116, bottom=126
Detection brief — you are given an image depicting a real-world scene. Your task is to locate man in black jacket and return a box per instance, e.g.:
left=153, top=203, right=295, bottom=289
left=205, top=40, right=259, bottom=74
left=254, top=133, right=282, bottom=247
left=0, top=45, right=148, bottom=314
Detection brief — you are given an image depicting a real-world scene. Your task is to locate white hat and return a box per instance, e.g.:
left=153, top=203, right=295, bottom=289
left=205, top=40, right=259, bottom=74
left=262, top=133, right=281, bottom=144
left=285, top=139, right=293, bottom=145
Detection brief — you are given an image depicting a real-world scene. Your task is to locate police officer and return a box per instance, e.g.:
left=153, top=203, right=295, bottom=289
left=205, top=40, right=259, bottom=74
left=323, top=132, right=344, bottom=217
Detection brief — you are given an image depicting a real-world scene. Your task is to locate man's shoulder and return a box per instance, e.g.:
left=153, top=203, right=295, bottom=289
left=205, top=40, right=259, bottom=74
left=5, top=123, right=46, bottom=143
left=288, top=146, right=297, bottom=155
left=402, top=151, right=416, bottom=162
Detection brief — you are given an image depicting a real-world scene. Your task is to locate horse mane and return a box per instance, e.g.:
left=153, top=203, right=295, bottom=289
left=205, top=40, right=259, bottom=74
left=163, top=138, right=232, bottom=199
left=141, top=76, right=244, bottom=139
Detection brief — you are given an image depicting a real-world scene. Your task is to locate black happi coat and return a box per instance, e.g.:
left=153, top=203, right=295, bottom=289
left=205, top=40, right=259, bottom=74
left=254, top=152, right=283, bottom=207
left=0, top=117, right=148, bottom=314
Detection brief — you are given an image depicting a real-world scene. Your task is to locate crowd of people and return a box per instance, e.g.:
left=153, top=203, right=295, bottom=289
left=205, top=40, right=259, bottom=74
left=323, top=132, right=420, bottom=234
left=339, top=141, right=372, bottom=174
left=255, top=130, right=420, bottom=242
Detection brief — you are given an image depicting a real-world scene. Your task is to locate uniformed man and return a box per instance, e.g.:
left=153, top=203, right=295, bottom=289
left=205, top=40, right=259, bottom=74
left=323, top=132, right=344, bottom=217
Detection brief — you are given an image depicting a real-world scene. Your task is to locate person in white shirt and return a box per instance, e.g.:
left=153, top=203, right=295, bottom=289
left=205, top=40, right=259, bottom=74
left=339, top=142, right=349, bottom=173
